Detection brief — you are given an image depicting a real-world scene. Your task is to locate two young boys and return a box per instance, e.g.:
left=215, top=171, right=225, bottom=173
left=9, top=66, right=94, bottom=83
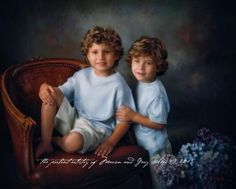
left=36, top=26, right=172, bottom=187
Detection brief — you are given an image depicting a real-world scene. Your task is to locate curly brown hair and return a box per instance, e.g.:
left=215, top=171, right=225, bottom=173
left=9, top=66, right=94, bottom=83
left=127, top=36, right=169, bottom=76
left=80, top=26, right=124, bottom=67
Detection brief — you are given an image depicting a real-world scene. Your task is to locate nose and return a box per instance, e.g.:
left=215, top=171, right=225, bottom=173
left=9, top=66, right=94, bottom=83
left=138, top=62, right=145, bottom=70
left=98, top=51, right=105, bottom=59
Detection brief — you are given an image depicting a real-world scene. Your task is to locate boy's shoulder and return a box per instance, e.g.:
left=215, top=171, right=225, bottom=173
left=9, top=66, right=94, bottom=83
left=73, top=67, right=91, bottom=76
left=114, top=72, right=130, bottom=87
left=78, top=66, right=91, bottom=73
left=154, top=80, right=168, bottom=99
left=114, top=73, right=133, bottom=96
left=139, top=79, right=167, bottom=98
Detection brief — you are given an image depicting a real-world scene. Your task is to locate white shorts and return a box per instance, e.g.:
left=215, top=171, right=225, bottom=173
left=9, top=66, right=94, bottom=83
left=54, top=97, right=109, bottom=154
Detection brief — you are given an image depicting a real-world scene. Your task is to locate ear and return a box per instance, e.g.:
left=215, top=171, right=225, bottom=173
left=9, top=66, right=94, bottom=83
left=83, top=55, right=90, bottom=65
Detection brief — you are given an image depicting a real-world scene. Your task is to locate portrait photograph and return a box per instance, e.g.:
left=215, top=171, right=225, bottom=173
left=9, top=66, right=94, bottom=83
left=0, top=0, right=235, bottom=188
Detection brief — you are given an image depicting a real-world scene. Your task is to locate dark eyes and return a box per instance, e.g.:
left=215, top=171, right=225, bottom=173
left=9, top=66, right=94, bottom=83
left=91, top=50, right=111, bottom=54
left=133, top=60, right=153, bottom=65
left=91, top=51, right=98, bottom=54
left=105, top=50, right=111, bottom=53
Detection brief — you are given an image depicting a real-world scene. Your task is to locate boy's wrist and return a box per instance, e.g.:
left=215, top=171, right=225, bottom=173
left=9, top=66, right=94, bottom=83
left=105, top=140, right=115, bottom=148
left=131, top=112, right=138, bottom=122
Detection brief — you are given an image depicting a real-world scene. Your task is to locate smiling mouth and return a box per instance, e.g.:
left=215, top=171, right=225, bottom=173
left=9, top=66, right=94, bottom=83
left=96, top=62, right=106, bottom=65
left=136, top=72, right=145, bottom=76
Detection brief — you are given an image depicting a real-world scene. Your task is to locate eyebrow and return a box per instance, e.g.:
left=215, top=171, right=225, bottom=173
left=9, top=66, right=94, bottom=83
left=133, top=58, right=153, bottom=61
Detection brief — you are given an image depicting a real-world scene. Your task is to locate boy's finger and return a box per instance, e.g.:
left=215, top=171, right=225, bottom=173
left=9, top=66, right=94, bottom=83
left=94, top=145, right=102, bottom=156
left=44, top=96, right=53, bottom=104
left=101, top=147, right=111, bottom=157
left=48, top=86, right=55, bottom=93
left=116, top=112, right=121, bottom=117
left=97, top=148, right=105, bottom=156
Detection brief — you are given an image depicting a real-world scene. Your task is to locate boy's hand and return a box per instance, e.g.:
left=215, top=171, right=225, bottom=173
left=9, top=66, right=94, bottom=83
left=94, top=141, right=114, bottom=156
left=39, top=83, right=57, bottom=105
left=116, top=105, right=136, bottom=122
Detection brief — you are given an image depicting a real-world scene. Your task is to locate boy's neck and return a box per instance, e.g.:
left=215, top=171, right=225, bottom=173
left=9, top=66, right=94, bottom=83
left=138, top=77, right=158, bottom=84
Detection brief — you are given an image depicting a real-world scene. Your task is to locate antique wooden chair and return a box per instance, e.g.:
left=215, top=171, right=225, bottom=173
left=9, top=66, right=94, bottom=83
left=0, top=58, right=151, bottom=189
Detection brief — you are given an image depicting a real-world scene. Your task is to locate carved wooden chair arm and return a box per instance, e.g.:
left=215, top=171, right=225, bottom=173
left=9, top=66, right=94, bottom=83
left=1, top=71, right=36, bottom=179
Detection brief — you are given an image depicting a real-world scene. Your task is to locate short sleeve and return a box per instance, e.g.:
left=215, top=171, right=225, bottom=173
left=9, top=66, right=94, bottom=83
left=115, top=83, right=136, bottom=124
left=116, top=86, right=136, bottom=110
left=148, top=96, right=169, bottom=124
left=58, top=73, right=76, bottom=103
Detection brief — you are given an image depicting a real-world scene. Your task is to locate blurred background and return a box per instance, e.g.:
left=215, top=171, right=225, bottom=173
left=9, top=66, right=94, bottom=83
left=0, top=0, right=235, bottom=188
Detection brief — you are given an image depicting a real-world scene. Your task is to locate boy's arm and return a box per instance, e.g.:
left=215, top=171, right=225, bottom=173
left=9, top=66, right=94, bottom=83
left=116, top=106, right=165, bottom=130
left=94, top=123, right=130, bottom=156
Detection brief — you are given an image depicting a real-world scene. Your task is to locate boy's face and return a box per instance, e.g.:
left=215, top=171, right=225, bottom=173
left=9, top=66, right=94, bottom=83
left=131, top=55, right=157, bottom=83
left=87, top=43, right=117, bottom=77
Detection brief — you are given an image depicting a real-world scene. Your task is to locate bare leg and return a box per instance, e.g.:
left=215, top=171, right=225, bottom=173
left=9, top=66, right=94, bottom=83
left=35, top=89, right=64, bottom=159
left=53, top=132, right=84, bottom=153
left=35, top=103, right=57, bottom=159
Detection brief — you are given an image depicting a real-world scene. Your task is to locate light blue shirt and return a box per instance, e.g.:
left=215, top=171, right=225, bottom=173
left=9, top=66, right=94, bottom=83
left=58, top=67, right=135, bottom=135
left=134, top=78, right=171, bottom=156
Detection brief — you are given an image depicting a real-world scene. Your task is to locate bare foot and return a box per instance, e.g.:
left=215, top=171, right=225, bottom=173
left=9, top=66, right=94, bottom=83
left=35, top=142, right=53, bottom=160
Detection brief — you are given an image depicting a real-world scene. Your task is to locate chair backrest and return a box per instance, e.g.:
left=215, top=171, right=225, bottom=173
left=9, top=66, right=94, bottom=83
left=3, top=58, right=88, bottom=124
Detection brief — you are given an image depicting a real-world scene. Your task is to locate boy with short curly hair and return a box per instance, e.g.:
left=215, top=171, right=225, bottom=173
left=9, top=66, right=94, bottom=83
left=36, top=26, right=135, bottom=159
left=80, top=26, right=123, bottom=67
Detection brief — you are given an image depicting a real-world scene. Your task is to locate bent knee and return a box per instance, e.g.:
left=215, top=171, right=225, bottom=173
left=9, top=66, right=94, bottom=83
left=62, top=134, right=83, bottom=153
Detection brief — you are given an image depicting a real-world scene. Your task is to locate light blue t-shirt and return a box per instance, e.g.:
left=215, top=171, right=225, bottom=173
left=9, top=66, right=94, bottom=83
left=58, top=67, right=135, bottom=135
left=134, top=78, right=171, bottom=156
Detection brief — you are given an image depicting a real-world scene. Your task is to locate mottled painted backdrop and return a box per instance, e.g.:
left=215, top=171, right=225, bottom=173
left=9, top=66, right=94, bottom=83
left=0, top=0, right=235, bottom=187
left=0, top=1, right=235, bottom=184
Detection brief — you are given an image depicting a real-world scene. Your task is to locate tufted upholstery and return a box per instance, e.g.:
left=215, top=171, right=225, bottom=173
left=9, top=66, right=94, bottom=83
left=1, top=58, right=151, bottom=189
